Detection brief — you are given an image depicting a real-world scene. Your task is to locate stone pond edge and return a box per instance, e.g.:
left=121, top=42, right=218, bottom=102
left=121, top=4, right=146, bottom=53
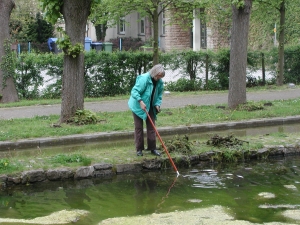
left=0, top=144, right=300, bottom=189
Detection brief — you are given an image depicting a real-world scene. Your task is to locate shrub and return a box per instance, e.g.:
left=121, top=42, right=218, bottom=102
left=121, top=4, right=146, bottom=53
left=165, top=78, right=203, bottom=92
left=15, top=52, right=43, bottom=99
left=210, top=48, right=230, bottom=90
left=14, top=45, right=300, bottom=99
left=109, top=37, right=144, bottom=51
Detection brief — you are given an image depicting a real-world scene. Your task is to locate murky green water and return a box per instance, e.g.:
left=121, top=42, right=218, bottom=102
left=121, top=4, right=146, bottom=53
left=0, top=156, right=299, bottom=225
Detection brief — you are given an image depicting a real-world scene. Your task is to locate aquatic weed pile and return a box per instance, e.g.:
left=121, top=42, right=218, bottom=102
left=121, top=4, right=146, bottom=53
left=163, top=135, right=192, bottom=154
left=206, top=134, right=247, bottom=148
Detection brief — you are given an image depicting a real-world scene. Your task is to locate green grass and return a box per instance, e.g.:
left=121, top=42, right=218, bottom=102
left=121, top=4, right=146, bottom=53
left=0, top=87, right=300, bottom=176
left=1, top=130, right=299, bottom=175
left=0, top=98, right=300, bottom=142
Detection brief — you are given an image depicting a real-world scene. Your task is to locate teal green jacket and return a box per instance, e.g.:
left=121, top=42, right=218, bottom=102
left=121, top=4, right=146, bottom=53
left=128, top=72, right=164, bottom=120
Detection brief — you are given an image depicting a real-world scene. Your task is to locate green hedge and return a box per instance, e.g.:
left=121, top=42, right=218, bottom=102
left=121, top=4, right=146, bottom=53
left=13, top=46, right=300, bottom=99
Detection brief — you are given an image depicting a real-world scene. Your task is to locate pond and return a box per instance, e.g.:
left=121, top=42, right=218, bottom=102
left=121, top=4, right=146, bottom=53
left=0, top=155, right=299, bottom=225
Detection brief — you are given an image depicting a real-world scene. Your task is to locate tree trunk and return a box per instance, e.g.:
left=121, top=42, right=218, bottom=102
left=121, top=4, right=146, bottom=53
left=228, top=0, right=252, bottom=109
left=95, top=23, right=107, bottom=41
left=0, top=0, right=19, bottom=103
left=60, top=0, right=92, bottom=123
left=152, top=7, right=159, bottom=65
left=145, top=17, right=152, bottom=42
left=276, top=0, right=285, bottom=86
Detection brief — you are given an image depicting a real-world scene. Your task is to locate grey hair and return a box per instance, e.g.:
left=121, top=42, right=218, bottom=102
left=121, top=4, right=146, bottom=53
left=149, top=64, right=165, bottom=78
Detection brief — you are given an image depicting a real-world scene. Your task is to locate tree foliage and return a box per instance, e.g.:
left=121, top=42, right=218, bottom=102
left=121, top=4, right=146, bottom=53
left=92, top=0, right=204, bottom=65
left=26, top=12, right=54, bottom=43
left=250, top=0, right=300, bottom=86
left=9, top=0, right=40, bottom=42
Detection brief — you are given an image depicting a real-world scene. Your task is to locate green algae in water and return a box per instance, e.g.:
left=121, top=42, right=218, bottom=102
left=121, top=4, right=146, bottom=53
left=0, top=209, right=88, bottom=224
left=0, top=156, right=299, bottom=225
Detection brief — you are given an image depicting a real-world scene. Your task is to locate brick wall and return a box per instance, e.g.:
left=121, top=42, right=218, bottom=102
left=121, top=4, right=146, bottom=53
left=164, top=24, right=191, bottom=52
left=207, top=20, right=231, bottom=50
left=164, top=10, right=191, bottom=52
left=163, top=9, right=230, bottom=52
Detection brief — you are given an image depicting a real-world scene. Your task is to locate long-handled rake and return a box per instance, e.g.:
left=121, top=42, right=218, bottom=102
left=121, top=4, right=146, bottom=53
left=144, top=109, right=180, bottom=176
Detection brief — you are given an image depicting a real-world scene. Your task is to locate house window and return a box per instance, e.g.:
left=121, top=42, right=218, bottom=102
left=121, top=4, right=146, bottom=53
left=200, top=8, right=207, bottom=48
left=200, top=21, right=207, bottom=49
left=119, top=17, right=125, bottom=34
left=139, top=16, right=145, bottom=35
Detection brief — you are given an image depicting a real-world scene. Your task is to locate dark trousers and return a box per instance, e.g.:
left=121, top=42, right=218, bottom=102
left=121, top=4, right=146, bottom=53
left=133, top=110, right=156, bottom=151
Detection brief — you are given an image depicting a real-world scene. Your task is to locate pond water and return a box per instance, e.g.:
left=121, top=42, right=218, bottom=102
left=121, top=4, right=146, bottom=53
left=0, top=155, right=299, bottom=225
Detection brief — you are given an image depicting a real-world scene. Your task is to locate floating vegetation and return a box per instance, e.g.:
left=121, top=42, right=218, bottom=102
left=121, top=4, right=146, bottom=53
left=275, top=165, right=288, bottom=174
left=187, top=199, right=203, bottom=203
left=282, top=209, right=300, bottom=220
left=259, top=204, right=300, bottom=209
left=284, top=185, right=297, bottom=190
left=258, top=192, right=276, bottom=199
left=0, top=209, right=88, bottom=224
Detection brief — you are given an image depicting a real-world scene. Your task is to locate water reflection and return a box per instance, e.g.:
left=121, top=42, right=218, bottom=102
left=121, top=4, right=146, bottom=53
left=184, top=169, right=225, bottom=189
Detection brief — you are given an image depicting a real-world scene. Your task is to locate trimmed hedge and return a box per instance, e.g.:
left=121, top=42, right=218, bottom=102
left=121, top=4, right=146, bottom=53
left=13, top=45, right=300, bottom=99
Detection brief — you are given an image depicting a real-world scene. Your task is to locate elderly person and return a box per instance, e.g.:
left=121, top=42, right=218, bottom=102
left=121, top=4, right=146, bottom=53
left=128, top=64, right=165, bottom=156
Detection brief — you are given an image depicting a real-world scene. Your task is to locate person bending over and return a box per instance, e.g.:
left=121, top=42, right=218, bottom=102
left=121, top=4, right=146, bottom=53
left=128, top=64, right=165, bottom=156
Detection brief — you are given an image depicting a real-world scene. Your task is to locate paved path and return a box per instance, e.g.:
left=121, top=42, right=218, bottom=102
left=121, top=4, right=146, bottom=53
left=0, top=88, right=300, bottom=120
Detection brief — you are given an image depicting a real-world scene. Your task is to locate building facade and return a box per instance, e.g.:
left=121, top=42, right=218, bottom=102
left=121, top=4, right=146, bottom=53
left=85, top=9, right=228, bottom=52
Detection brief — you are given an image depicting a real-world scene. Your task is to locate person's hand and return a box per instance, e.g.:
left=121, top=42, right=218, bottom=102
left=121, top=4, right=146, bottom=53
left=155, top=106, right=161, bottom=113
left=139, top=101, right=146, bottom=111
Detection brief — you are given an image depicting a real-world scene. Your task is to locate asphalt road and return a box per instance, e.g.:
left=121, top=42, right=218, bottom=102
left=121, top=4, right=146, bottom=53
left=0, top=88, right=300, bottom=120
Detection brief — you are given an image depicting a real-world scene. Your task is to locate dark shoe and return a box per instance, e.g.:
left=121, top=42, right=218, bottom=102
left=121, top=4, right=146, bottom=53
left=146, top=147, right=159, bottom=151
left=136, top=151, right=143, bottom=156
left=151, top=150, right=161, bottom=156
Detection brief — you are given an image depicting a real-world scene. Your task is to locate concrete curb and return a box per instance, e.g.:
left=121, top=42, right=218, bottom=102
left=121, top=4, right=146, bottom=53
left=1, top=115, right=300, bottom=151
